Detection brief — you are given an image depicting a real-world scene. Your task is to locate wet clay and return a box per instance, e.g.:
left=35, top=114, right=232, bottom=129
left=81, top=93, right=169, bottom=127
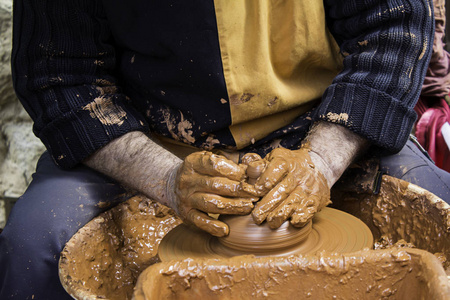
left=158, top=208, right=373, bottom=261
left=175, top=151, right=257, bottom=237
left=218, top=214, right=312, bottom=252
left=332, top=175, right=450, bottom=272
left=248, top=147, right=331, bottom=229
left=60, top=175, right=450, bottom=300
left=134, top=248, right=450, bottom=300
left=59, top=196, right=181, bottom=300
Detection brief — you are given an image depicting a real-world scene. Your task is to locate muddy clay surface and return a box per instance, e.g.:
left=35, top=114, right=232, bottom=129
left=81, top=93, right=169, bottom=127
left=59, top=196, right=181, bottom=300
left=60, top=176, right=450, bottom=300
left=134, top=248, right=449, bottom=300
left=332, top=175, right=450, bottom=271
left=158, top=208, right=373, bottom=261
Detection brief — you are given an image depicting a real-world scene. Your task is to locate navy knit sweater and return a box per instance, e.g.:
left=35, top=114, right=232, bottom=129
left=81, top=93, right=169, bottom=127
left=12, top=0, right=434, bottom=168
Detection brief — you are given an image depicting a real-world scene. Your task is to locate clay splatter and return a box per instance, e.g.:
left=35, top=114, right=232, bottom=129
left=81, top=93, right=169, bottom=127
left=82, top=96, right=127, bottom=126
left=177, top=115, right=196, bottom=144
left=161, top=109, right=196, bottom=144
left=230, top=93, right=254, bottom=106
left=358, top=40, right=369, bottom=46
left=201, top=135, right=220, bottom=150
left=324, top=112, right=349, bottom=124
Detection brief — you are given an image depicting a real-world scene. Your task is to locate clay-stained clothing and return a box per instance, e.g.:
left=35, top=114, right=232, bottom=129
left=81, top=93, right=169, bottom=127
left=12, top=0, right=434, bottom=168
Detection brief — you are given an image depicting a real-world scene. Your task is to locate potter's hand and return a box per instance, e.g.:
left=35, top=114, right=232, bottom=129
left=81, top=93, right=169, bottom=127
left=249, top=121, right=369, bottom=229
left=168, top=151, right=257, bottom=237
left=250, top=147, right=331, bottom=229
left=84, top=132, right=256, bottom=237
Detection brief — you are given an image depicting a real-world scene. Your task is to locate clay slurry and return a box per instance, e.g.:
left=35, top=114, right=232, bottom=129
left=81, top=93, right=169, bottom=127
left=158, top=207, right=374, bottom=261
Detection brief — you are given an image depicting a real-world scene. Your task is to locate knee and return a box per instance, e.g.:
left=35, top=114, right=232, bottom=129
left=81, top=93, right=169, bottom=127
left=380, top=140, right=450, bottom=202
left=0, top=205, right=73, bottom=299
left=1, top=205, right=67, bottom=261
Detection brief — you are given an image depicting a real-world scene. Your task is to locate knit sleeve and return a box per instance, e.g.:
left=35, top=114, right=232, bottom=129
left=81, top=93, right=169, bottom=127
left=12, top=0, right=148, bottom=168
left=319, top=0, right=434, bottom=153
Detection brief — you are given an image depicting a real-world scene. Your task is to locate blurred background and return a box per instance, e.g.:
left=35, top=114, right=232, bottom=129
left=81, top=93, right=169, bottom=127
left=0, top=0, right=45, bottom=229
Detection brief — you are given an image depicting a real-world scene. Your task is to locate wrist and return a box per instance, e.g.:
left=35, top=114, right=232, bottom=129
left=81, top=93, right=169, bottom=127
left=307, top=150, right=334, bottom=188
left=305, top=121, right=369, bottom=187
left=164, top=164, right=181, bottom=213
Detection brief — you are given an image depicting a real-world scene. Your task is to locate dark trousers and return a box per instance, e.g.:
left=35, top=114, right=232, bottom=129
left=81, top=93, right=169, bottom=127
left=1, top=140, right=449, bottom=299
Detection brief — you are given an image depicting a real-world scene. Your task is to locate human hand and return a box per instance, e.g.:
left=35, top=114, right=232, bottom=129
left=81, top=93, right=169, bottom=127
left=249, top=147, right=331, bottom=229
left=169, top=151, right=257, bottom=237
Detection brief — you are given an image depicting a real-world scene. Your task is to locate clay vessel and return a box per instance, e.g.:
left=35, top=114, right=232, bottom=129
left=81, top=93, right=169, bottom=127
left=59, top=176, right=450, bottom=300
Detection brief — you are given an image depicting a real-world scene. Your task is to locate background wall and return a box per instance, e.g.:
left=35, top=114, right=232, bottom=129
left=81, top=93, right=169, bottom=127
left=0, top=0, right=45, bottom=228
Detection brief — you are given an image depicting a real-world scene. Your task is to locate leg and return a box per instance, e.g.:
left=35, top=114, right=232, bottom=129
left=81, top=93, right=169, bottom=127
left=0, top=152, right=130, bottom=299
left=380, top=139, right=450, bottom=203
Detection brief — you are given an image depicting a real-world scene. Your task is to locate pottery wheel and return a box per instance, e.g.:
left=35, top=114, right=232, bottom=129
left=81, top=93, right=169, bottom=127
left=159, top=207, right=374, bottom=261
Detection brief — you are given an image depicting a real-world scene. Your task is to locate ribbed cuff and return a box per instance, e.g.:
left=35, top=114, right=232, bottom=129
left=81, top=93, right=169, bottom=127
left=38, top=103, right=149, bottom=169
left=315, top=82, right=418, bottom=153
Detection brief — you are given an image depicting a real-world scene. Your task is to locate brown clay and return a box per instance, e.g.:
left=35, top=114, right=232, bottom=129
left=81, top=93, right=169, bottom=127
left=59, top=196, right=182, bottom=300
left=218, top=215, right=312, bottom=252
left=246, top=160, right=267, bottom=185
left=158, top=208, right=373, bottom=261
left=241, top=152, right=265, bottom=185
left=175, top=151, right=258, bottom=237
left=332, top=175, right=450, bottom=271
left=249, top=147, right=331, bottom=229
left=59, top=175, right=450, bottom=300
left=134, top=248, right=450, bottom=300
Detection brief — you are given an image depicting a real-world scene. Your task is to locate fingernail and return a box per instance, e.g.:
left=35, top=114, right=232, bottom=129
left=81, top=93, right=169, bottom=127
left=251, top=211, right=264, bottom=225
left=207, top=222, right=229, bottom=237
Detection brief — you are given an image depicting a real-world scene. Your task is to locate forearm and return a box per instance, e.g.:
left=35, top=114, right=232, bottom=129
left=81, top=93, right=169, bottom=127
left=305, top=121, right=369, bottom=187
left=13, top=1, right=149, bottom=168
left=83, top=131, right=182, bottom=208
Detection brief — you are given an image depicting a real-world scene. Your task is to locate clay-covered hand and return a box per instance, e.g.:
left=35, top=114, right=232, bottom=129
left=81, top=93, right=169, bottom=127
left=168, top=151, right=257, bottom=237
left=250, top=147, right=331, bottom=229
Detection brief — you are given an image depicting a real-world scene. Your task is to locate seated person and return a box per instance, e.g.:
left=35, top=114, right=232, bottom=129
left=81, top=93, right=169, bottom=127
left=1, top=0, right=448, bottom=299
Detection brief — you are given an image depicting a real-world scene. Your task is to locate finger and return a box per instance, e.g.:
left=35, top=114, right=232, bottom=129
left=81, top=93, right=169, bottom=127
left=251, top=175, right=296, bottom=224
left=266, top=192, right=303, bottom=229
left=187, top=152, right=246, bottom=181
left=253, top=157, right=289, bottom=193
left=189, top=193, right=255, bottom=215
left=185, top=209, right=229, bottom=237
left=192, top=174, right=255, bottom=197
left=290, top=195, right=320, bottom=227
left=240, top=181, right=264, bottom=196
left=315, top=187, right=332, bottom=211
left=240, top=153, right=262, bottom=165
left=246, top=160, right=267, bottom=185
